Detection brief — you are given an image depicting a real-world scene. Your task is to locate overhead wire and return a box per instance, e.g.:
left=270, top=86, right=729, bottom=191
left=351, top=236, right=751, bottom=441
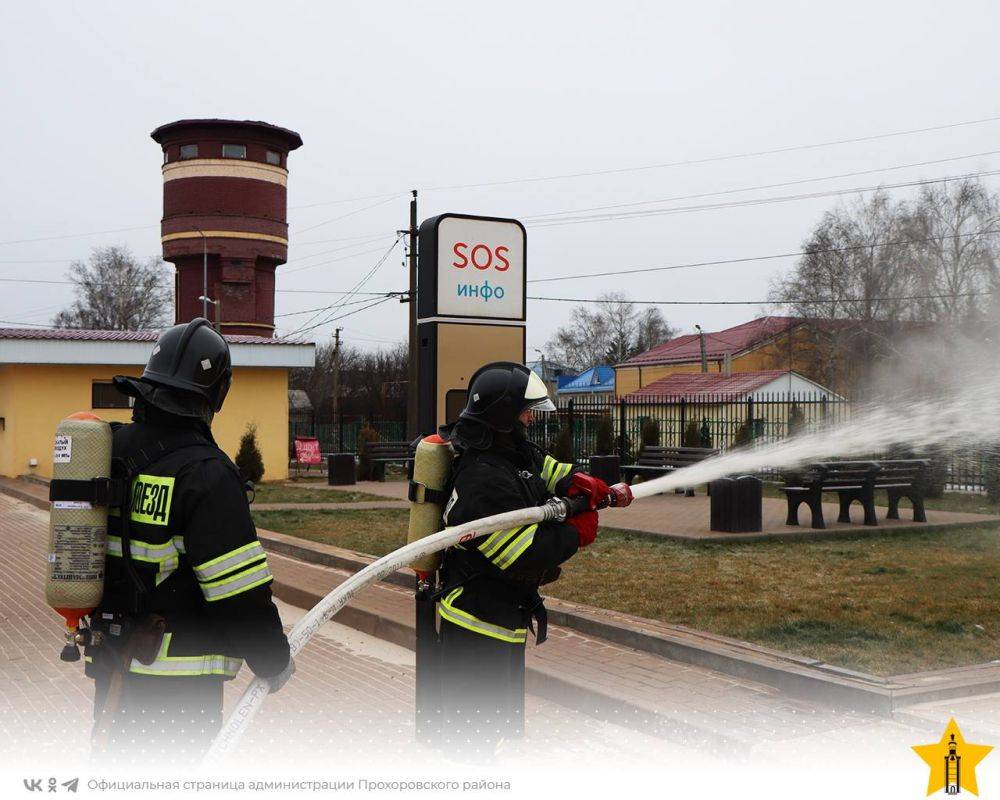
left=524, top=169, right=1000, bottom=229
left=424, top=113, right=1000, bottom=191
left=292, top=195, right=401, bottom=236
left=520, top=149, right=1000, bottom=222
left=279, top=237, right=402, bottom=339
left=527, top=227, right=1000, bottom=284
left=527, top=291, right=994, bottom=306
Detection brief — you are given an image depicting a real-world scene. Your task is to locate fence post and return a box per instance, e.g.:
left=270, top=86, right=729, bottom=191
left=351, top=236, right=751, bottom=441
left=567, top=399, right=575, bottom=461
left=679, top=398, right=687, bottom=447
left=618, top=398, right=627, bottom=461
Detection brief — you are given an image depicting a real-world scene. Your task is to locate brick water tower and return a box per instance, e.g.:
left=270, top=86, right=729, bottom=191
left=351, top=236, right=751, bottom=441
left=151, top=119, right=303, bottom=337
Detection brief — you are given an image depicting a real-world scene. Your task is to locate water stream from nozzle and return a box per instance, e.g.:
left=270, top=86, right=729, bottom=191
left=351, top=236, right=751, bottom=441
left=627, top=374, right=1000, bottom=501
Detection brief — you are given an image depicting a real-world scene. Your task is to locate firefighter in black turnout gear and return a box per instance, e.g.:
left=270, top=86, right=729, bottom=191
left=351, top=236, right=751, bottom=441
left=437, top=362, right=607, bottom=751
left=85, top=318, right=294, bottom=765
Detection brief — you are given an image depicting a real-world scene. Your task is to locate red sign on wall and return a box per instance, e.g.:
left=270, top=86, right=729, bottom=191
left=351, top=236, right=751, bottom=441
left=294, top=437, right=322, bottom=465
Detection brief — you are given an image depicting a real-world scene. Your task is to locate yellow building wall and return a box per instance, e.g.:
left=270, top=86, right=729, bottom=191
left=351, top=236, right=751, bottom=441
left=0, top=364, right=289, bottom=481
left=0, top=365, right=15, bottom=479
left=615, top=328, right=828, bottom=395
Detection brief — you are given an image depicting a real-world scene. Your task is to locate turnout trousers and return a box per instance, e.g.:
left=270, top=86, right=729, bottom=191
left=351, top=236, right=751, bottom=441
left=439, top=621, right=525, bottom=754
left=91, top=671, right=223, bottom=766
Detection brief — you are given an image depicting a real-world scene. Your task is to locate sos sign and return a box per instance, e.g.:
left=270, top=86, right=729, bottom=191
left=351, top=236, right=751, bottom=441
left=423, top=214, right=526, bottom=321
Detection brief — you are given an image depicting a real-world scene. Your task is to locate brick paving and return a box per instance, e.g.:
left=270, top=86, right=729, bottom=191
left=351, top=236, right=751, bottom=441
left=0, top=493, right=687, bottom=771
left=6, top=488, right=998, bottom=774
left=599, top=490, right=998, bottom=541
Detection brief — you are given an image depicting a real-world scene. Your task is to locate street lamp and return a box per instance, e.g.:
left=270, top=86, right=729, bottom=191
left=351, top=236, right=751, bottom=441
left=195, top=228, right=208, bottom=319
left=198, top=295, right=221, bottom=332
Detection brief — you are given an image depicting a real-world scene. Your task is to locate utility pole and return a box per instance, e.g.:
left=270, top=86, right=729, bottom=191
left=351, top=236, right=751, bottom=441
left=406, top=190, right=419, bottom=439
left=332, top=327, right=343, bottom=450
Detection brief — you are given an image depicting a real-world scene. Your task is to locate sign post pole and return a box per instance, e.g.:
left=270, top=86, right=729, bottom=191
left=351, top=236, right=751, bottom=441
left=412, top=212, right=528, bottom=745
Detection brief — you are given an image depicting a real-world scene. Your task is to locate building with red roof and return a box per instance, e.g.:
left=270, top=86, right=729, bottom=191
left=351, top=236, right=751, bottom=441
left=615, top=316, right=830, bottom=396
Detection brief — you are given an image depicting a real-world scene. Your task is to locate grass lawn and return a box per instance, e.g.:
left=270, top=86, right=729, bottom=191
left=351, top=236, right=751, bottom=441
left=253, top=507, right=1000, bottom=676
left=254, top=508, right=410, bottom=554
left=251, top=482, right=386, bottom=504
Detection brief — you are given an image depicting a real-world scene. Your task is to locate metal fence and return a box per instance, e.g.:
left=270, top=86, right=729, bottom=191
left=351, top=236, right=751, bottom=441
left=291, top=394, right=993, bottom=492
left=524, top=393, right=990, bottom=492
left=289, top=417, right=407, bottom=455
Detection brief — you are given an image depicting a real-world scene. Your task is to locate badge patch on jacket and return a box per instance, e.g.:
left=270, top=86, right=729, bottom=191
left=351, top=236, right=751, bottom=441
left=443, top=488, right=459, bottom=523
left=129, top=474, right=175, bottom=526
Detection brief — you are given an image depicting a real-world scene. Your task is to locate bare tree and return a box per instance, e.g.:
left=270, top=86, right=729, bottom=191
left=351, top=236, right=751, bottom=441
left=291, top=342, right=408, bottom=422
left=546, top=292, right=677, bottom=369
left=54, top=245, right=173, bottom=330
left=908, top=178, right=1000, bottom=330
left=768, top=191, right=919, bottom=390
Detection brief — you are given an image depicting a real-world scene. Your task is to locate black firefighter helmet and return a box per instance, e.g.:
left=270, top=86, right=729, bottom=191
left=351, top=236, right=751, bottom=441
left=114, top=318, right=233, bottom=423
left=459, top=361, right=556, bottom=433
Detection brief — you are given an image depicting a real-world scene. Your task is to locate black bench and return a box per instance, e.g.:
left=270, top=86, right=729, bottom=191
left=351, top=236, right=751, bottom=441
left=782, top=459, right=929, bottom=529
left=360, top=440, right=414, bottom=481
left=621, top=446, right=719, bottom=496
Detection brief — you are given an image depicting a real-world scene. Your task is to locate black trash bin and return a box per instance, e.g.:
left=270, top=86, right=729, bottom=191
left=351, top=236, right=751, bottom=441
left=709, top=475, right=762, bottom=533
left=327, top=453, right=356, bottom=486
left=588, top=455, right=621, bottom=486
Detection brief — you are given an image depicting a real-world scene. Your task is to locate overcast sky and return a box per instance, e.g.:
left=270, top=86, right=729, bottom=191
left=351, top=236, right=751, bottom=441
left=2, top=1, right=999, bottom=356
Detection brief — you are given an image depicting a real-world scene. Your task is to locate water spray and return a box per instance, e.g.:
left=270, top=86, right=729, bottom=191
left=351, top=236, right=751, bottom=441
left=208, top=376, right=1000, bottom=759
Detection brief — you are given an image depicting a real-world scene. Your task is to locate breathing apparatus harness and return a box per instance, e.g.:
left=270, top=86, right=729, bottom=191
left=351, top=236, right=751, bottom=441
left=54, top=427, right=245, bottom=666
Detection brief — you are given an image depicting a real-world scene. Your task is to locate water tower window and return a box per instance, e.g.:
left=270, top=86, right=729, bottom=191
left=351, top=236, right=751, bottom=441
left=179, top=144, right=199, bottom=160
left=222, top=144, right=247, bottom=159
left=266, top=150, right=281, bottom=166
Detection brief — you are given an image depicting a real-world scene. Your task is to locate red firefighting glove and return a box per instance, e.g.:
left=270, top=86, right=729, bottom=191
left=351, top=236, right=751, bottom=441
left=568, top=509, right=599, bottom=548
left=568, top=472, right=610, bottom=511
left=608, top=482, right=634, bottom=507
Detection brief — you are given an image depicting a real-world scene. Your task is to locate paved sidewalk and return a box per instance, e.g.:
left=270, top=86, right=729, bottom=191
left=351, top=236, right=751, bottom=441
left=600, top=490, right=998, bottom=541
left=0, top=493, right=685, bottom=771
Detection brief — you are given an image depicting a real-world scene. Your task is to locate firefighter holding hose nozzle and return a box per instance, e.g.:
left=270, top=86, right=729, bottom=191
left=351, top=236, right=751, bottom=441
left=83, top=318, right=294, bottom=764
left=433, top=361, right=632, bottom=752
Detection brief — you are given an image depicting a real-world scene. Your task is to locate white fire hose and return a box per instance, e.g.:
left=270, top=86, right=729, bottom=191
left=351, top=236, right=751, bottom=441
left=206, top=475, right=673, bottom=761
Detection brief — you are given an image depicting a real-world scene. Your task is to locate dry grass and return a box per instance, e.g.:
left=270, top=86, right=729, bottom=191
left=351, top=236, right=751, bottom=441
left=254, top=508, right=408, bottom=555
left=251, top=483, right=386, bottom=504
left=254, top=507, right=1000, bottom=676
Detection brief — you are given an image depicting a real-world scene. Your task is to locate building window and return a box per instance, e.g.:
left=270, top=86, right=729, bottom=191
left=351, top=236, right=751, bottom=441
left=179, top=144, right=199, bottom=160
left=92, top=381, right=132, bottom=409
left=222, top=143, right=247, bottom=159
left=266, top=150, right=281, bottom=166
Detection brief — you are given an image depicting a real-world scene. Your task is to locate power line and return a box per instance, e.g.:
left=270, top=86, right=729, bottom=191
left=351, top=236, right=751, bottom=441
left=282, top=243, right=399, bottom=276
left=292, top=195, right=401, bottom=236
left=525, top=169, right=1000, bottom=229
left=527, top=291, right=993, bottom=306
left=520, top=150, right=1000, bottom=222
left=0, top=224, right=156, bottom=247
left=527, top=227, right=1000, bottom=284
left=280, top=235, right=396, bottom=268
left=273, top=295, right=392, bottom=318
left=289, top=190, right=405, bottom=211
left=277, top=294, right=398, bottom=341
left=425, top=113, right=1000, bottom=191
left=280, top=239, right=402, bottom=338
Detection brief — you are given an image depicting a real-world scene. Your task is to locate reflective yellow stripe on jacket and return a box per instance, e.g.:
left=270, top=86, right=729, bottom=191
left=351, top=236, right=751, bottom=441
left=541, top=455, right=573, bottom=493
left=106, top=534, right=186, bottom=587
left=438, top=588, right=527, bottom=644
left=128, top=633, right=242, bottom=678
left=193, top=543, right=273, bottom=602
left=477, top=524, right=538, bottom=570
